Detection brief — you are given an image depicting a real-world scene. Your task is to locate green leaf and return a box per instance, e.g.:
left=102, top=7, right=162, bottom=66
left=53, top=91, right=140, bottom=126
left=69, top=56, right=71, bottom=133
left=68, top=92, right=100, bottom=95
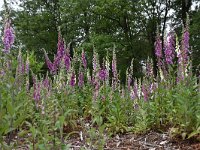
left=7, top=101, right=14, bottom=116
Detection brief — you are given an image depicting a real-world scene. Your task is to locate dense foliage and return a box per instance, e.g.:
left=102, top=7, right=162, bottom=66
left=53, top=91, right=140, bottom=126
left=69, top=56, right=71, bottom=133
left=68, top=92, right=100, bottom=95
left=0, top=15, right=199, bottom=149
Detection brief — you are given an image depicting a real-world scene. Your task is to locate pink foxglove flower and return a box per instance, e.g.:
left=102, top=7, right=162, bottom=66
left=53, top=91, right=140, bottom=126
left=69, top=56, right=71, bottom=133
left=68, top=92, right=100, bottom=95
left=99, top=68, right=107, bottom=81
left=3, top=20, right=15, bottom=53
left=70, top=72, right=76, bottom=87
left=155, top=35, right=163, bottom=68
left=82, top=50, right=87, bottom=69
left=78, top=71, right=84, bottom=87
left=165, top=32, right=175, bottom=65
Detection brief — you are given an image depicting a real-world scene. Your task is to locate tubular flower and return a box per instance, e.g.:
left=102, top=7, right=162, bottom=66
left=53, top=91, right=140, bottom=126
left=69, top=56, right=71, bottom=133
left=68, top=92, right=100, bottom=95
left=142, top=83, right=148, bottom=101
left=25, top=56, right=29, bottom=74
left=64, top=54, right=71, bottom=71
left=99, top=68, right=107, bottom=81
left=70, top=72, right=76, bottom=87
left=44, top=51, right=56, bottom=74
left=3, top=20, right=15, bottom=53
left=82, top=50, right=87, bottom=69
left=57, top=32, right=65, bottom=57
left=155, top=35, right=163, bottom=68
left=78, top=71, right=84, bottom=87
left=146, top=58, right=153, bottom=78
left=127, top=74, right=132, bottom=91
left=165, top=32, right=175, bottom=65
left=133, top=80, right=139, bottom=99
left=182, top=28, right=189, bottom=67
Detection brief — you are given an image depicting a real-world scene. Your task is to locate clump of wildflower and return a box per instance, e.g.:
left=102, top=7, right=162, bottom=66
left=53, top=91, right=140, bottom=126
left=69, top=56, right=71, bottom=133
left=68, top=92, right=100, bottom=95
left=3, top=19, right=15, bottom=53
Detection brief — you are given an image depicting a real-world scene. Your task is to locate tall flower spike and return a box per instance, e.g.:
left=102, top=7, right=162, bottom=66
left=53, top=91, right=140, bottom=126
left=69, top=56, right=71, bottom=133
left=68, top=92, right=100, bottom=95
left=165, top=32, right=175, bottom=65
left=99, top=68, right=107, bottom=81
left=155, top=34, right=163, bottom=68
left=3, top=19, right=15, bottom=53
left=70, top=71, right=76, bottom=87
left=142, top=83, right=148, bottom=101
left=78, top=71, right=84, bottom=87
left=182, top=27, right=189, bottom=67
left=57, top=32, right=65, bottom=57
left=25, top=55, right=29, bottom=74
left=64, top=53, right=71, bottom=71
left=44, top=50, right=56, bottom=74
left=146, top=57, right=153, bottom=78
left=82, top=50, right=87, bottom=69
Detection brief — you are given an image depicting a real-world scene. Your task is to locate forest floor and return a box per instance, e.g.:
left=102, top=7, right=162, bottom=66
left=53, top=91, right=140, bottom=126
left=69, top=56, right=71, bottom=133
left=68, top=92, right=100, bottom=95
left=66, top=130, right=200, bottom=150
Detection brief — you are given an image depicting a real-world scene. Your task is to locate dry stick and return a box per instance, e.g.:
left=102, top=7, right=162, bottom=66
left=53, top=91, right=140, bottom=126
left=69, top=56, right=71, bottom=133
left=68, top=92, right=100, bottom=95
left=53, top=102, right=56, bottom=149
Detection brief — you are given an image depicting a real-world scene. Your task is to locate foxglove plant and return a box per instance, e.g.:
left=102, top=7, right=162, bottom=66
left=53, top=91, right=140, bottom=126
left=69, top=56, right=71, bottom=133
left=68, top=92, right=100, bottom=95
left=105, top=54, right=110, bottom=85
left=16, top=49, right=24, bottom=75
left=112, top=49, right=118, bottom=90
left=64, top=54, right=71, bottom=71
left=155, top=34, right=163, bottom=68
left=25, top=55, right=29, bottom=74
left=133, top=79, right=139, bottom=99
left=70, top=71, right=76, bottom=87
left=3, top=19, right=15, bottom=53
left=181, top=27, right=190, bottom=68
left=78, top=71, right=84, bottom=87
left=44, top=50, right=56, bottom=74
left=81, top=50, right=87, bottom=69
left=146, top=58, right=154, bottom=79
left=165, top=32, right=175, bottom=65
left=142, top=83, right=148, bottom=101
left=99, top=68, right=107, bottom=81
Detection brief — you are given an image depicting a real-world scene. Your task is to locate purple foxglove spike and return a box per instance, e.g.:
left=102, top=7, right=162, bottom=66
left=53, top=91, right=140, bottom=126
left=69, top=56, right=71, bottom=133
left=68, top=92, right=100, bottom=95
left=155, top=36, right=162, bottom=58
left=64, top=54, right=71, bottom=71
left=142, top=83, right=148, bottom=101
left=146, top=59, right=153, bottom=77
left=127, top=75, right=132, bottom=91
left=99, top=68, right=107, bottom=81
left=53, top=55, right=62, bottom=69
left=43, top=77, right=50, bottom=90
left=70, top=72, right=76, bottom=87
left=3, top=20, right=15, bottom=53
left=57, top=32, right=65, bottom=57
left=44, top=51, right=56, bottom=74
left=93, top=52, right=97, bottom=72
left=133, top=80, right=138, bottom=98
left=78, top=72, right=84, bottom=87
left=33, top=81, right=41, bottom=102
left=82, top=50, right=87, bottom=69
left=182, top=29, right=189, bottom=67
left=25, top=57, right=29, bottom=74
left=165, top=32, right=175, bottom=65
left=130, top=89, right=136, bottom=100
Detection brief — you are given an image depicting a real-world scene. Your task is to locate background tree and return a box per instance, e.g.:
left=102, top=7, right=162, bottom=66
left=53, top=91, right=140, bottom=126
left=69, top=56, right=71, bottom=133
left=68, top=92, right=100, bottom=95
left=1, top=0, right=199, bottom=79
